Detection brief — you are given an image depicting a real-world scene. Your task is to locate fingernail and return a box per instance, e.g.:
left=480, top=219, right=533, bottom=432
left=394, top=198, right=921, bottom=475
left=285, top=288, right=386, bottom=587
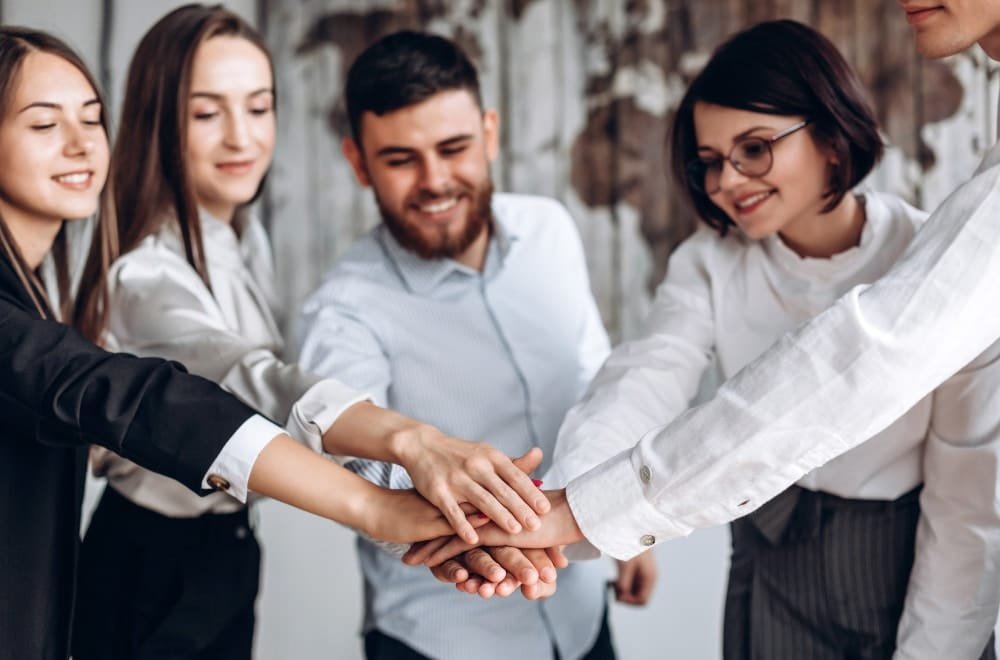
left=508, top=519, right=522, bottom=533
left=532, top=479, right=543, bottom=487
left=541, top=567, right=557, bottom=582
left=525, top=514, right=540, bottom=530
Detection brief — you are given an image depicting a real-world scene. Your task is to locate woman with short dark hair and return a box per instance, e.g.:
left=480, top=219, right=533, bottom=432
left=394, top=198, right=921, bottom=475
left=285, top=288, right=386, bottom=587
left=554, top=19, right=1000, bottom=659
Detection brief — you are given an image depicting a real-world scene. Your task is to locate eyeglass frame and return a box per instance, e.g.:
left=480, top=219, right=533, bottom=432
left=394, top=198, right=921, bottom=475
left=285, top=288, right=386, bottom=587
left=686, top=119, right=811, bottom=195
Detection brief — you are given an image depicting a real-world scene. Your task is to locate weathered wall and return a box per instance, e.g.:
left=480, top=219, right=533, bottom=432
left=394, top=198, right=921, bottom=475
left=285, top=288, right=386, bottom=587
left=263, top=0, right=999, bottom=345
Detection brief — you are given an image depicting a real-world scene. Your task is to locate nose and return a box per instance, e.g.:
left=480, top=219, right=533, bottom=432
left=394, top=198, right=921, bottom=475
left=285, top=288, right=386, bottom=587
left=64, top=120, right=97, bottom=158
left=223, top=112, right=251, bottom=149
left=715, top=158, right=748, bottom=192
left=419, top=155, right=451, bottom=194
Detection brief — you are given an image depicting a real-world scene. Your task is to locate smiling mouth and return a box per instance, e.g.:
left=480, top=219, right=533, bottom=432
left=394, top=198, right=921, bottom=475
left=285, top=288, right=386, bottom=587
left=734, top=190, right=774, bottom=212
left=416, top=197, right=459, bottom=215
left=216, top=160, right=255, bottom=174
left=53, top=171, right=93, bottom=187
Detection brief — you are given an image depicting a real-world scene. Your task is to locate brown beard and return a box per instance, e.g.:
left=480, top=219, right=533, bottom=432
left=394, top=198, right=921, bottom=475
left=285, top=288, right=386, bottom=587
left=376, top=179, right=494, bottom=261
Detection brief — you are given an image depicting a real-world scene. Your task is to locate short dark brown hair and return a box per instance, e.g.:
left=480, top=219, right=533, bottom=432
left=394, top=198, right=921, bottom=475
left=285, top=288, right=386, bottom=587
left=670, top=20, right=883, bottom=234
left=345, top=31, right=482, bottom=143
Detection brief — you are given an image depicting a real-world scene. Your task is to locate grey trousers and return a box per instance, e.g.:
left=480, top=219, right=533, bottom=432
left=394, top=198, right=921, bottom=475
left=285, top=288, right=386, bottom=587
left=723, top=486, right=995, bottom=660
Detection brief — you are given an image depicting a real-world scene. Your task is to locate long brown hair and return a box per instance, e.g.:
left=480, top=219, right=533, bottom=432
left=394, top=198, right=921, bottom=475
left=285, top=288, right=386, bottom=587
left=0, top=27, right=117, bottom=342
left=113, top=3, right=273, bottom=291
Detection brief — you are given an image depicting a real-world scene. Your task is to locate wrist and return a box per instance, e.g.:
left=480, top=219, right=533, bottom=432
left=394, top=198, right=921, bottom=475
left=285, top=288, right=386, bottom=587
left=386, top=423, right=435, bottom=467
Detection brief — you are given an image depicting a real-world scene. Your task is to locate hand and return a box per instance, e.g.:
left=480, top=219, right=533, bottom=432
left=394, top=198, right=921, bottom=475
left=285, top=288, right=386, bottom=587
left=361, top=487, right=489, bottom=545
left=393, top=428, right=550, bottom=544
left=431, top=546, right=568, bottom=600
left=403, top=489, right=584, bottom=566
left=612, top=551, right=657, bottom=605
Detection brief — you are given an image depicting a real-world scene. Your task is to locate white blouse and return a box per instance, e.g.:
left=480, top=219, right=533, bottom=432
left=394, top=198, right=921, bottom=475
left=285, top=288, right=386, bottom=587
left=555, top=190, right=1000, bottom=658
left=91, top=211, right=366, bottom=517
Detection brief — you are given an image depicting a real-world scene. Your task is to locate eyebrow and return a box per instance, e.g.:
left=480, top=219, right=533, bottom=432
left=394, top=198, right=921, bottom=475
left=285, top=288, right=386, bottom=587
left=697, top=125, right=777, bottom=151
left=18, top=98, right=101, bottom=114
left=189, top=88, right=274, bottom=101
left=374, top=134, right=474, bottom=158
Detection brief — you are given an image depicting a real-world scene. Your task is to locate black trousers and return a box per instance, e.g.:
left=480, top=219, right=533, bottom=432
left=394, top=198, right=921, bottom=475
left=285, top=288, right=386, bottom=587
left=723, top=485, right=996, bottom=660
left=72, top=486, right=260, bottom=660
left=365, top=606, right=616, bottom=660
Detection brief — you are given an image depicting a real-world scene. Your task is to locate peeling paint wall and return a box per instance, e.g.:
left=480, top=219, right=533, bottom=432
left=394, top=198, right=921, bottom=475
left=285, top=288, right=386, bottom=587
left=263, top=0, right=998, bottom=345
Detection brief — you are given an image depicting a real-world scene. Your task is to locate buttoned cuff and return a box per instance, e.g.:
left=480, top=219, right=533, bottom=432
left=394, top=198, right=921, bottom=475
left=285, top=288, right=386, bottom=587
left=201, top=414, right=285, bottom=502
left=566, top=448, right=688, bottom=560
left=287, top=379, right=372, bottom=465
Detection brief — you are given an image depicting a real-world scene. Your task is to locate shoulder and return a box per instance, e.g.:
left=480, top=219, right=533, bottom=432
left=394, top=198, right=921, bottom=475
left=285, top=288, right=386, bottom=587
left=492, top=193, right=578, bottom=237
left=865, top=190, right=928, bottom=233
left=109, top=227, right=204, bottom=297
left=301, top=229, right=392, bottom=316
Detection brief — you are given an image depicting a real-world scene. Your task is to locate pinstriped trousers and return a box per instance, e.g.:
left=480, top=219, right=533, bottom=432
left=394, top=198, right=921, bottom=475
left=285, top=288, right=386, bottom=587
left=722, top=486, right=996, bottom=660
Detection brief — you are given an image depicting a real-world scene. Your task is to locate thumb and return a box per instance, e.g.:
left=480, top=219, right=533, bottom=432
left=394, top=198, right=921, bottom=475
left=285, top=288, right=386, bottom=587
left=512, top=446, right=544, bottom=475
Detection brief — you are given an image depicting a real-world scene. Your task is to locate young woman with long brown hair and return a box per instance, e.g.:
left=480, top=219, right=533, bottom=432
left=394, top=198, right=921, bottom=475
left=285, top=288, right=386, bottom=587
left=71, top=5, right=550, bottom=659
left=0, top=23, right=542, bottom=660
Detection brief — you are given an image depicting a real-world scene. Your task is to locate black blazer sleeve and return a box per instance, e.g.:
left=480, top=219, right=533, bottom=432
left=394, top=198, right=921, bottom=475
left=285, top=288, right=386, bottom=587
left=0, top=295, right=261, bottom=493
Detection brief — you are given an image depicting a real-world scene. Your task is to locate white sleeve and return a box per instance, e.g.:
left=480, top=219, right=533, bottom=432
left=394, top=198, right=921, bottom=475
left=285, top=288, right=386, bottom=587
left=893, top=339, right=1000, bottom=659
left=110, top=249, right=368, bottom=456
left=548, top=233, right=715, bottom=489
left=568, top=144, right=1000, bottom=560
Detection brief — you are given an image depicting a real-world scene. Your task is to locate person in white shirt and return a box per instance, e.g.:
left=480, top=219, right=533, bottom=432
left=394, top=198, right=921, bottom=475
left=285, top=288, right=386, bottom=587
left=559, top=20, right=995, bottom=659
left=408, top=7, right=1000, bottom=657
left=71, top=7, right=550, bottom=660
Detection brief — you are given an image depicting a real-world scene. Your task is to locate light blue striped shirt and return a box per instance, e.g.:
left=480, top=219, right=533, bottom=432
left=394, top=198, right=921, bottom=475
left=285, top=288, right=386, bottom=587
left=298, top=193, right=612, bottom=660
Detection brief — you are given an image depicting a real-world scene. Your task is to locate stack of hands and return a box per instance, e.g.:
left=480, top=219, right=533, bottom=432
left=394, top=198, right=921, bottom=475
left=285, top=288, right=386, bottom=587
left=374, top=433, right=656, bottom=604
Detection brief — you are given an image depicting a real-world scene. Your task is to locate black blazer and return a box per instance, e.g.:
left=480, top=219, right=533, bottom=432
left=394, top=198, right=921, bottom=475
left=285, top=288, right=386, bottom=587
left=0, top=251, right=261, bottom=660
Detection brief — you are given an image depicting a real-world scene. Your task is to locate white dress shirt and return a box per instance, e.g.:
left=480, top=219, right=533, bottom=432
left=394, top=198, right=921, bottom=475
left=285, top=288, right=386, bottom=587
left=91, top=211, right=367, bottom=516
left=556, top=191, right=1000, bottom=658
left=298, top=194, right=612, bottom=660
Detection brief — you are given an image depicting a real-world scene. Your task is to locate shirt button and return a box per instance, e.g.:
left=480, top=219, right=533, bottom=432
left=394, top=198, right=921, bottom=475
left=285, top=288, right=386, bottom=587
left=235, top=525, right=249, bottom=540
left=207, top=474, right=231, bottom=491
left=639, top=465, right=652, bottom=484
left=640, top=534, right=656, bottom=547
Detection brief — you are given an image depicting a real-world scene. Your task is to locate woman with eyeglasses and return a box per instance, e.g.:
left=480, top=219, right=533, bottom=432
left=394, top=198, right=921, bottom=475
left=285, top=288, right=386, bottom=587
left=550, top=19, right=1000, bottom=660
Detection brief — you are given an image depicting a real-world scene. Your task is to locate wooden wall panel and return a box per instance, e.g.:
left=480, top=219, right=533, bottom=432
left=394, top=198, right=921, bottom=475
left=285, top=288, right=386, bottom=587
left=262, top=1, right=996, bottom=344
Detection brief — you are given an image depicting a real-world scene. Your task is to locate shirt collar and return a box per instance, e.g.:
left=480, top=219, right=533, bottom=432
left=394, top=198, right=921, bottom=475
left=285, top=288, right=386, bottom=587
left=376, top=209, right=521, bottom=295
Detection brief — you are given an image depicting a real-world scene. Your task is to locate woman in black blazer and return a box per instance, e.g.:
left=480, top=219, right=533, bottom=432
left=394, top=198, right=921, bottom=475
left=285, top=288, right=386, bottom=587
left=0, top=26, right=543, bottom=660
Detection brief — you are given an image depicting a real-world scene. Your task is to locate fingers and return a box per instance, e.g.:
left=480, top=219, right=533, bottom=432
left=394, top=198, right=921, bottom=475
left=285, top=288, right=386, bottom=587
left=402, top=535, right=456, bottom=566
left=521, top=579, right=558, bottom=600
left=487, top=546, right=539, bottom=585
left=424, top=535, right=482, bottom=567
left=545, top=545, right=570, bottom=570
left=431, top=559, right=469, bottom=584
left=511, top=446, right=543, bottom=475
left=523, top=548, right=557, bottom=584
left=614, top=554, right=658, bottom=605
left=464, top=548, right=506, bottom=583
left=481, top=472, right=542, bottom=531
left=500, top=448, right=550, bottom=515
left=433, top=492, right=480, bottom=544
left=460, top=479, right=523, bottom=534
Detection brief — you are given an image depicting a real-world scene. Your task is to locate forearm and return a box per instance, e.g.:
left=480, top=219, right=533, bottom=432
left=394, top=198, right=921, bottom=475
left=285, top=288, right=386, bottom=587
left=249, top=432, right=374, bottom=529
left=320, top=400, right=431, bottom=464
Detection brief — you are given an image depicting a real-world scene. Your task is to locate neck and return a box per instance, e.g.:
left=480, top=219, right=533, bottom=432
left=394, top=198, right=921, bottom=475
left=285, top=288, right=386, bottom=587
left=454, top=223, right=491, bottom=271
left=777, top=193, right=864, bottom=259
left=0, top=204, right=63, bottom=270
left=980, top=26, right=1000, bottom=60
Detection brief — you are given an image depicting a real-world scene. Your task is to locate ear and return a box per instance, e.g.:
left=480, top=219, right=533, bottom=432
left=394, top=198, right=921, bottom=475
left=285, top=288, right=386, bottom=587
left=482, top=109, right=500, bottom=162
left=342, top=137, right=371, bottom=187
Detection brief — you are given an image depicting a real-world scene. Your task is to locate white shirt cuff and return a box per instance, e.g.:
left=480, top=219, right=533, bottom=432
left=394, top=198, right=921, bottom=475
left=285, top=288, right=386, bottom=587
left=565, top=448, right=688, bottom=560
left=201, top=414, right=285, bottom=502
left=286, top=379, right=372, bottom=465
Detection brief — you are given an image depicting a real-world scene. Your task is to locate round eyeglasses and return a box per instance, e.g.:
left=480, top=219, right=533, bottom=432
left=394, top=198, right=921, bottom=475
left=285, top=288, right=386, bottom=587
left=686, top=120, right=811, bottom=195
